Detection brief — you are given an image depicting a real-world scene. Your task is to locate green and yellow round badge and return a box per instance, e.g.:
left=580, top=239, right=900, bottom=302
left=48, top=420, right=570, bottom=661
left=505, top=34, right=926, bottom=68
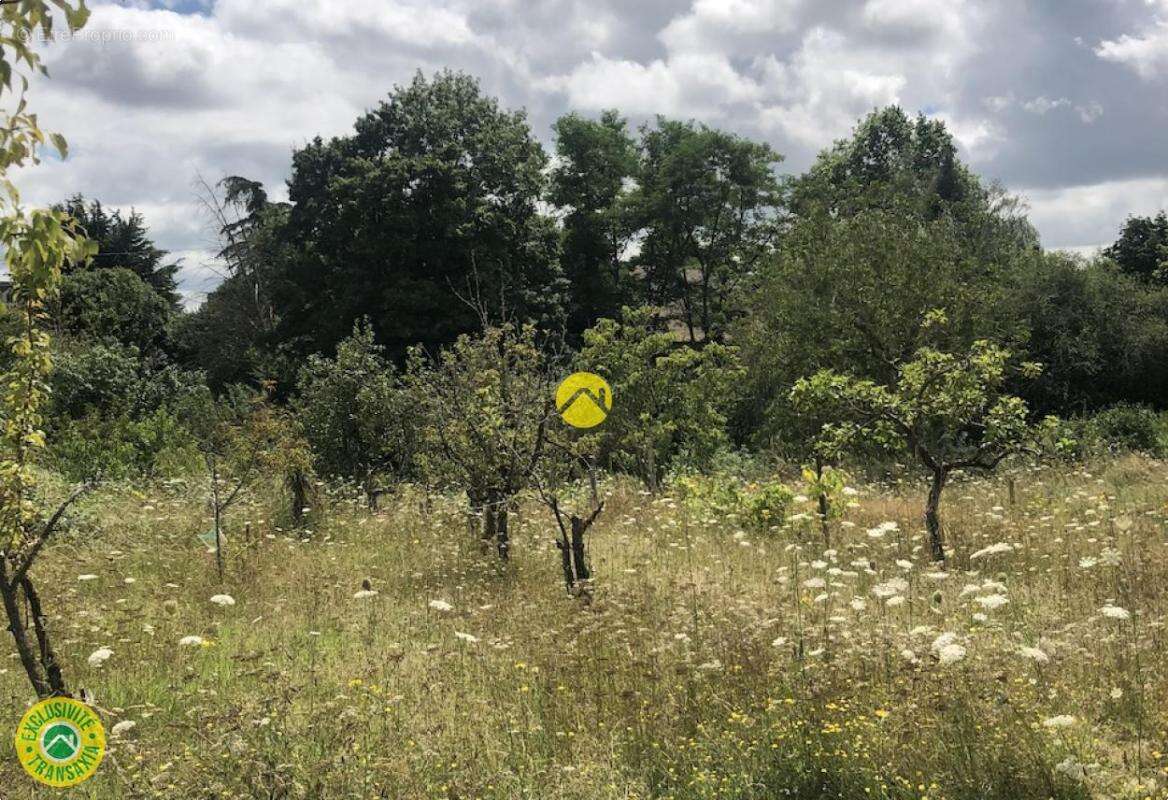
left=556, top=372, right=613, bottom=429
left=14, top=697, right=106, bottom=788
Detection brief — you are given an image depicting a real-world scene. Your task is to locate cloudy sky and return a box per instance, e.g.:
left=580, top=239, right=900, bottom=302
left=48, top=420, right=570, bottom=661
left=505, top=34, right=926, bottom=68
left=21, top=0, right=1168, bottom=306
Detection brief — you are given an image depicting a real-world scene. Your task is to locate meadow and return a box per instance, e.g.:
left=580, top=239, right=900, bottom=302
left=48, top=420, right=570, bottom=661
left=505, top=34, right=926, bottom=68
left=0, top=457, right=1165, bottom=799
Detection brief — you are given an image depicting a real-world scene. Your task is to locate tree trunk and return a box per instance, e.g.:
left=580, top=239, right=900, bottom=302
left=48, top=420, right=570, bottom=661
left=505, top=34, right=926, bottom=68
left=290, top=469, right=308, bottom=526
left=0, top=567, right=50, bottom=698
left=569, top=515, right=591, bottom=583
left=815, top=458, right=830, bottom=546
left=495, top=506, right=510, bottom=561
left=557, top=515, right=593, bottom=591
left=22, top=576, right=66, bottom=696
left=925, top=467, right=948, bottom=563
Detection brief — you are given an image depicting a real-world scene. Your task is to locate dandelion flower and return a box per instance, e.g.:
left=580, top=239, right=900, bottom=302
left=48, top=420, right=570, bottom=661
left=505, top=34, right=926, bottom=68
left=87, top=647, right=113, bottom=668
left=209, top=594, right=236, bottom=607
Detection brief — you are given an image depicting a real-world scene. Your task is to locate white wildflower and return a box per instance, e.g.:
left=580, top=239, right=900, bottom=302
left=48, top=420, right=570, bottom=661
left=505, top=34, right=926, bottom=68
left=454, top=631, right=479, bottom=644
left=178, top=635, right=205, bottom=647
left=78, top=574, right=98, bottom=581
left=110, top=720, right=136, bottom=737
left=209, top=594, right=236, bottom=607
left=970, top=542, right=1013, bottom=560
left=1043, top=715, right=1075, bottom=729
left=428, top=599, right=453, bottom=612
left=353, top=590, right=378, bottom=600
left=1018, top=646, right=1049, bottom=664
left=1100, top=604, right=1130, bottom=620
left=87, top=647, right=113, bottom=668
left=974, top=594, right=1009, bottom=611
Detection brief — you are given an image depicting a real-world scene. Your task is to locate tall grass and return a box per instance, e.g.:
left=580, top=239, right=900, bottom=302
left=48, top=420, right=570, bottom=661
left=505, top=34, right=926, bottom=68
left=1, top=457, right=1165, bottom=799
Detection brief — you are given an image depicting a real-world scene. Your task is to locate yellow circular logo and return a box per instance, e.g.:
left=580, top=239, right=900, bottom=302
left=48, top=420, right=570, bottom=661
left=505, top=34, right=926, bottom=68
left=556, top=372, right=613, bottom=429
left=14, top=697, right=106, bottom=788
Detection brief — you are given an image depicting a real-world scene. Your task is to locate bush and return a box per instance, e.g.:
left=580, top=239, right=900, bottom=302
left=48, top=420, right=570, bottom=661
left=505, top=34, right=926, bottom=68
left=743, top=479, right=795, bottom=532
left=49, top=408, right=201, bottom=481
left=1083, top=403, right=1166, bottom=456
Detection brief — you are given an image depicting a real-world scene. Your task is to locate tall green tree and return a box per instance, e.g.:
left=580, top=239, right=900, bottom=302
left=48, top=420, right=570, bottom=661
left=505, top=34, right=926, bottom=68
left=1104, top=211, right=1168, bottom=282
left=791, top=107, right=1037, bottom=260
left=173, top=177, right=297, bottom=390
left=550, top=110, right=639, bottom=339
left=281, top=70, right=564, bottom=358
left=1010, top=251, right=1168, bottom=414
left=634, top=118, right=783, bottom=343
left=57, top=195, right=181, bottom=309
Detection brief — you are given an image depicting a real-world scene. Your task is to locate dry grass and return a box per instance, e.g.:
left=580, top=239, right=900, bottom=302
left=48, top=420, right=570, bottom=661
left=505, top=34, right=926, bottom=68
left=2, top=456, right=1167, bottom=799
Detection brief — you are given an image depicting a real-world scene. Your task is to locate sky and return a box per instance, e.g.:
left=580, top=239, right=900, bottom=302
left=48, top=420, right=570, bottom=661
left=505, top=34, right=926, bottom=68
left=20, top=0, right=1168, bottom=307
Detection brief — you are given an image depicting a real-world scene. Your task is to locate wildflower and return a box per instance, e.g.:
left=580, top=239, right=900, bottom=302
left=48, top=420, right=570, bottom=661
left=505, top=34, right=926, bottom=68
left=1110, top=687, right=1123, bottom=699
left=209, top=594, right=236, bottom=607
left=454, top=631, right=479, bottom=644
left=428, top=599, right=454, bottom=612
left=849, top=598, right=866, bottom=612
left=1042, top=715, right=1075, bottom=729
left=1054, top=757, right=1086, bottom=781
left=1100, top=548, right=1122, bottom=566
left=1100, top=604, right=1130, bottom=620
left=771, top=636, right=788, bottom=647
left=936, top=643, right=966, bottom=666
left=353, top=590, right=378, bottom=600
left=886, top=595, right=905, bottom=608
left=179, top=635, right=205, bottom=647
left=1018, top=646, right=1049, bottom=663
left=802, top=577, right=826, bottom=589
left=974, top=594, right=1009, bottom=610
left=78, top=574, right=98, bottom=582
left=871, top=578, right=908, bottom=598
left=895, top=559, right=913, bottom=570
left=87, top=647, right=113, bottom=668
left=970, top=542, right=1013, bottom=560
left=110, top=720, right=136, bottom=737
left=931, top=632, right=966, bottom=665
left=1078, top=557, right=1097, bottom=569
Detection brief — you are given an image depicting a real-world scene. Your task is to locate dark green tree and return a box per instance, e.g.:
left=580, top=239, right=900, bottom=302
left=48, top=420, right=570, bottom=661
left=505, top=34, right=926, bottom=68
left=550, top=110, right=639, bottom=339
left=57, top=267, right=170, bottom=352
left=280, top=70, right=564, bottom=359
left=1104, top=211, right=1168, bottom=282
left=1010, top=251, right=1168, bottom=414
left=635, top=118, right=783, bottom=343
left=57, top=195, right=182, bottom=309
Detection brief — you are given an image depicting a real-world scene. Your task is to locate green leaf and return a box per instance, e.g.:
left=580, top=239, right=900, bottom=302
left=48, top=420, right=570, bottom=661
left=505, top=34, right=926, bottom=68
left=49, top=132, right=67, bottom=159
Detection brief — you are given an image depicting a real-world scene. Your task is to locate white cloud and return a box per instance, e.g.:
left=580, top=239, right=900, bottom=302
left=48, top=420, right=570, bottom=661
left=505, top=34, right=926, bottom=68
left=1097, top=18, right=1168, bottom=79
left=1023, top=177, right=1168, bottom=250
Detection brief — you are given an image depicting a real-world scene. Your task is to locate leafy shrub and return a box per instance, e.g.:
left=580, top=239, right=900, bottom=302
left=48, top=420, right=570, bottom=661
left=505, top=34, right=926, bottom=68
left=677, top=471, right=744, bottom=521
left=743, top=479, right=795, bottom=532
left=1082, top=403, right=1166, bottom=456
left=49, top=408, right=200, bottom=481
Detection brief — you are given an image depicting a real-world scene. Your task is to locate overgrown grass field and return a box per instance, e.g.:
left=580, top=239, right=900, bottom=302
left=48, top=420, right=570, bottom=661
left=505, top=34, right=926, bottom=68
left=3, top=457, right=1167, bottom=799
